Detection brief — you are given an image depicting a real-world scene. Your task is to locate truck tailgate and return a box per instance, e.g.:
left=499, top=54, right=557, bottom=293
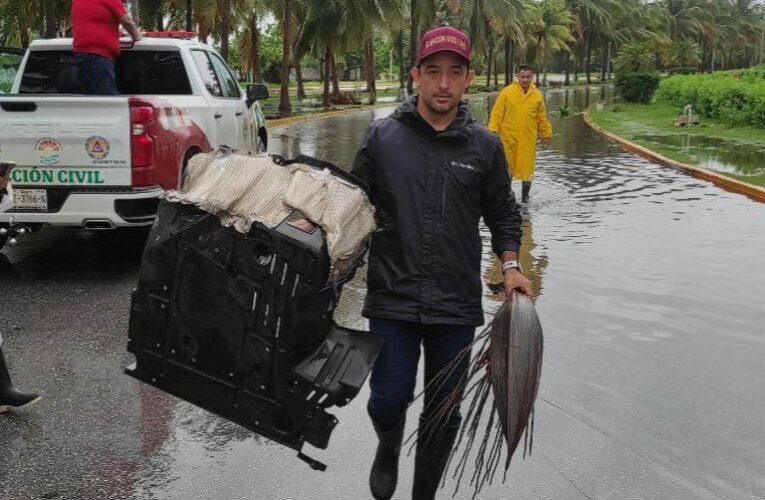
left=0, top=96, right=131, bottom=190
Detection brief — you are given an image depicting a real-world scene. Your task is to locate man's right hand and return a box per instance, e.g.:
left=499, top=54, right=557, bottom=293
left=0, top=162, right=15, bottom=191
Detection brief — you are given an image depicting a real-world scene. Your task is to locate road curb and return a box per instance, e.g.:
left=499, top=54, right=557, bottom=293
left=582, top=109, right=765, bottom=203
left=266, top=91, right=498, bottom=130
left=266, top=102, right=399, bottom=130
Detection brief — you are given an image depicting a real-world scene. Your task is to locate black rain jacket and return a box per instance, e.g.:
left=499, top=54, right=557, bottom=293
left=351, top=97, right=523, bottom=326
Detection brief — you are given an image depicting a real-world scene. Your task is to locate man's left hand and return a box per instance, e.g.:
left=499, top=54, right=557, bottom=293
left=539, top=137, right=552, bottom=147
left=504, top=268, right=534, bottom=298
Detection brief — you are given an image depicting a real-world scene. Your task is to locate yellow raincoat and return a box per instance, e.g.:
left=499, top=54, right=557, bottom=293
left=488, top=82, right=553, bottom=182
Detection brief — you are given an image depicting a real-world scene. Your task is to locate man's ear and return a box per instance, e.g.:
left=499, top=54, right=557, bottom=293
left=410, top=66, right=420, bottom=88
left=466, top=68, right=476, bottom=90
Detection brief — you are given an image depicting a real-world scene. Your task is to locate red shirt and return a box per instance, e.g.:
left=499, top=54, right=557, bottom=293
left=72, top=0, right=127, bottom=60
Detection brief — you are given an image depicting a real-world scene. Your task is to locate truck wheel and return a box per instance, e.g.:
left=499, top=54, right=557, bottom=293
left=183, top=147, right=202, bottom=172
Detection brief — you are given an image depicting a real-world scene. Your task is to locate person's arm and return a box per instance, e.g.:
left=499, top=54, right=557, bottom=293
left=107, top=0, right=142, bottom=41
left=119, top=13, right=142, bottom=41
left=537, top=98, right=553, bottom=145
left=488, top=90, right=506, bottom=134
left=481, top=139, right=533, bottom=297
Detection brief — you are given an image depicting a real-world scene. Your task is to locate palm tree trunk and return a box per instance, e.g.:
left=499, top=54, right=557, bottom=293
left=486, top=40, right=494, bottom=88
left=564, top=55, right=571, bottom=86
left=398, top=31, right=406, bottom=91
left=600, top=41, right=607, bottom=82
left=323, top=46, right=331, bottom=107
left=296, top=62, right=306, bottom=100
left=408, top=0, right=418, bottom=94
left=574, top=54, right=579, bottom=82
left=494, top=59, right=498, bottom=88
left=331, top=52, right=340, bottom=97
left=365, top=39, right=377, bottom=104
left=543, top=36, right=548, bottom=86
left=504, top=39, right=511, bottom=86
left=251, top=14, right=263, bottom=82
left=42, top=0, right=58, bottom=38
left=219, top=0, right=231, bottom=62
left=185, top=0, right=193, bottom=31
left=606, top=42, right=612, bottom=80
left=586, top=33, right=593, bottom=84
left=129, top=0, right=140, bottom=24
left=279, top=0, right=294, bottom=116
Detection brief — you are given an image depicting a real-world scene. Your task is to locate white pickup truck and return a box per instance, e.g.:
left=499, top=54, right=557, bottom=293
left=0, top=32, right=269, bottom=249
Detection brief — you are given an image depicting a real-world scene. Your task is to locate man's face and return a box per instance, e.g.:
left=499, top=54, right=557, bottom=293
left=411, top=51, right=474, bottom=116
left=518, top=69, right=534, bottom=91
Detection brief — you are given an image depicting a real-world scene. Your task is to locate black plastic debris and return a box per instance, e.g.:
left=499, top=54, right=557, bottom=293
left=126, top=156, right=381, bottom=471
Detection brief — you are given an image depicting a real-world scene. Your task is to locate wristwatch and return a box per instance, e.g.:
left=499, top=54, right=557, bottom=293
left=501, top=260, right=522, bottom=273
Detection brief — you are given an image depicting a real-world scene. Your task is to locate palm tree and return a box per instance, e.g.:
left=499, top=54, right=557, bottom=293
left=665, top=38, right=701, bottom=67
left=565, top=0, right=618, bottom=84
left=526, top=0, right=574, bottom=86
left=278, top=0, right=296, bottom=115
left=613, top=41, right=654, bottom=72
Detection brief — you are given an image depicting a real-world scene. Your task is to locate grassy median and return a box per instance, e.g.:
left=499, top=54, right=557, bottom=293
left=588, top=102, right=765, bottom=187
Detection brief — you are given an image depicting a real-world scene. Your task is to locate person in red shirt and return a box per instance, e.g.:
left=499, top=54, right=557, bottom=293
left=71, top=0, right=142, bottom=95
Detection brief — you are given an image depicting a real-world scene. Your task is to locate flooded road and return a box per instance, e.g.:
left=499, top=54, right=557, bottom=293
left=2, top=87, right=764, bottom=499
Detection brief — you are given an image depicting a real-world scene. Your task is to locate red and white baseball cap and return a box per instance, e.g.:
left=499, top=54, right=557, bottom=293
left=416, top=26, right=472, bottom=65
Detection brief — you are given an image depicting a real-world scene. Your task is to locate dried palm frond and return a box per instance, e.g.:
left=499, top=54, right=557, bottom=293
left=406, top=293, right=544, bottom=498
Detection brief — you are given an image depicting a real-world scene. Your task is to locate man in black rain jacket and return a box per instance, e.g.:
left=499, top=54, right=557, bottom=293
left=351, top=26, right=533, bottom=500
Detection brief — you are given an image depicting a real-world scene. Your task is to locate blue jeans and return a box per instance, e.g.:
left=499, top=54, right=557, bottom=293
left=74, top=53, right=118, bottom=95
left=367, top=318, right=475, bottom=430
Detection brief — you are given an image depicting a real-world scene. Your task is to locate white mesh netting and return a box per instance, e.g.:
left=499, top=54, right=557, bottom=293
left=166, top=150, right=376, bottom=280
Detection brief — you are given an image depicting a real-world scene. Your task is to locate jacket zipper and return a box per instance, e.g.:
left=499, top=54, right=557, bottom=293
left=441, top=164, right=448, bottom=220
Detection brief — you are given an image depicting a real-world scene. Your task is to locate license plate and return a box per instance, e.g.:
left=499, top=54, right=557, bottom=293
left=13, top=189, right=48, bottom=210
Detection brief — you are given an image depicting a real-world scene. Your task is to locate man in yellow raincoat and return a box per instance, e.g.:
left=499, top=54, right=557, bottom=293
left=488, top=65, right=553, bottom=203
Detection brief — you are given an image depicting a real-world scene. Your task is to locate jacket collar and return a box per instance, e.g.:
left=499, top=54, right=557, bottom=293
left=392, top=96, right=474, bottom=142
left=511, top=81, right=538, bottom=97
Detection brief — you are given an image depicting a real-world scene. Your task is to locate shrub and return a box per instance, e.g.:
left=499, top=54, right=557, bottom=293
left=655, top=71, right=765, bottom=128
left=614, top=71, right=661, bottom=103
left=667, top=67, right=698, bottom=76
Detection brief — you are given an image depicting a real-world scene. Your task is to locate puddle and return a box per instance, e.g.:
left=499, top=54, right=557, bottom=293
left=634, top=133, right=765, bottom=177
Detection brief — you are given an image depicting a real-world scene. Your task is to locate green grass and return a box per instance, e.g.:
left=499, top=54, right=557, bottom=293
left=589, top=102, right=765, bottom=187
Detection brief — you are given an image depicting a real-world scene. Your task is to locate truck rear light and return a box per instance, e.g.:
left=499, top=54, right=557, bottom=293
left=129, top=100, right=156, bottom=187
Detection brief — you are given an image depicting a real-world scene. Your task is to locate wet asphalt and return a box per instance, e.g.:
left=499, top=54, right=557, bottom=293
left=1, top=88, right=765, bottom=500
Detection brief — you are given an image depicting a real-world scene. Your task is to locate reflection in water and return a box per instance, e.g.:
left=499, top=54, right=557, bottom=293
left=483, top=218, right=549, bottom=303
left=633, top=133, right=765, bottom=178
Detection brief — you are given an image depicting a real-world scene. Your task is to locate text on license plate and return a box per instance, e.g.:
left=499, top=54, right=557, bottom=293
left=13, top=189, right=48, bottom=210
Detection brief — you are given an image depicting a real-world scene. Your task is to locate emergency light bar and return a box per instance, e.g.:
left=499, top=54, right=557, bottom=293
left=143, top=31, right=196, bottom=39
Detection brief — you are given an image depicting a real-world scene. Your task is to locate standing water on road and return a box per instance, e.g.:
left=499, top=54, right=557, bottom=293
left=1, top=87, right=764, bottom=500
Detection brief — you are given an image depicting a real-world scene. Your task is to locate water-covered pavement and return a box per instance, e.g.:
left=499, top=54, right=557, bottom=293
left=2, top=88, right=764, bottom=500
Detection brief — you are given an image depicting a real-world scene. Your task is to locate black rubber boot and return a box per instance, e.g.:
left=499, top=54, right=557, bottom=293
left=521, top=181, right=532, bottom=204
left=0, top=346, right=41, bottom=413
left=369, top=417, right=406, bottom=500
left=411, top=421, right=460, bottom=500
